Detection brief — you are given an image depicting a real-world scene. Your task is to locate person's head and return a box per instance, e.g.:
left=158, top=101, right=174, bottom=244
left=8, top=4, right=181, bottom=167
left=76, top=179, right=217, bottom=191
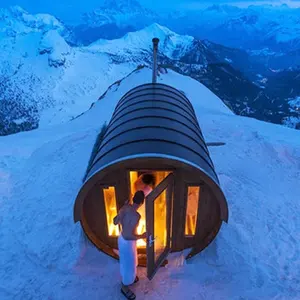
left=132, top=190, right=145, bottom=209
left=141, top=173, right=156, bottom=188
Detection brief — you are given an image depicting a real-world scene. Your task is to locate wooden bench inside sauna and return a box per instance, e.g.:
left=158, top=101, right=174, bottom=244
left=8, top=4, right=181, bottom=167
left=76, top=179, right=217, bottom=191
left=73, top=38, right=229, bottom=280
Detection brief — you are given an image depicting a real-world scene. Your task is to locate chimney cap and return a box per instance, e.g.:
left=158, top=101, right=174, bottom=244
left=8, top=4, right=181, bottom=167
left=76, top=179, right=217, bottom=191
left=152, top=37, right=160, bottom=45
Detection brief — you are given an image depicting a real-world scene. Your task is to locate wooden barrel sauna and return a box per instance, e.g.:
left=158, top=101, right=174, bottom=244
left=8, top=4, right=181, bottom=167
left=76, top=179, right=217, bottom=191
left=73, top=82, right=229, bottom=276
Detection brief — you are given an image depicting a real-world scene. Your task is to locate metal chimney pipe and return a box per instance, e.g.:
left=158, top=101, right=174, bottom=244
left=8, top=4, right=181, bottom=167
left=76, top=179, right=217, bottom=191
left=152, top=37, right=159, bottom=83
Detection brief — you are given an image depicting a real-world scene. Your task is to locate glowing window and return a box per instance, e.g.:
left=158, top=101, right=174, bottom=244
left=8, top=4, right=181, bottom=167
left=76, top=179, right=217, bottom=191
left=154, top=189, right=167, bottom=262
left=103, top=186, right=120, bottom=237
left=185, top=186, right=200, bottom=236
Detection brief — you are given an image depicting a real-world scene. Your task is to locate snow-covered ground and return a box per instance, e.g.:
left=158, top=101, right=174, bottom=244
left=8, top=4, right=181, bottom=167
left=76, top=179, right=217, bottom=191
left=1, top=68, right=300, bottom=299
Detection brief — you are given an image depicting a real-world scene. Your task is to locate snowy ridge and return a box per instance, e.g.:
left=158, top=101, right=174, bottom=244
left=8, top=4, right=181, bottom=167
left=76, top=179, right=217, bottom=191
left=0, top=6, right=136, bottom=134
left=89, top=23, right=194, bottom=59
left=0, top=6, right=299, bottom=136
left=172, top=4, right=300, bottom=51
left=3, top=3, right=300, bottom=52
left=0, top=68, right=300, bottom=299
left=39, top=30, right=71, bottom=67
left=0, top=6, right=64, bottom=36
left=0, top=10, right=215, bottom=136
left=75, top=3, right=300, bottom=52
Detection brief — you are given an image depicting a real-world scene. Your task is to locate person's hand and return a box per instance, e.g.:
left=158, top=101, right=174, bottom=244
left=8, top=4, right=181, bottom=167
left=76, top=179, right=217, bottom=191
left=140, top=232, right=147, bottom=239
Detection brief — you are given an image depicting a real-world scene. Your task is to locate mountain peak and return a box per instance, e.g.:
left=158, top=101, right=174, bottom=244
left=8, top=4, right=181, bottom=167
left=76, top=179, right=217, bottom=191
left=88, top=23, right=194, bottom=60
left=142, top=23, right=175, bottom=37
left=135, top=23, right=194, bottom=41
left=0, top=6, right=64, bottom=36
left=123, top=23, right=194, bottom=56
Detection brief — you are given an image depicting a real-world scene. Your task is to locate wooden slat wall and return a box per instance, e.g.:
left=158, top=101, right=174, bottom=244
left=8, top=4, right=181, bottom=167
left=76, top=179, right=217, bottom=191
left=82, top=187, right=109, bottom=247
left=171, top=170, right=186, bottom=251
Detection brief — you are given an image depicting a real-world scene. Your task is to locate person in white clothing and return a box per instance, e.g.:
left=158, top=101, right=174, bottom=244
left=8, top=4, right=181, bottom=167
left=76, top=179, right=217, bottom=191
left=113, top=191, right=146, bottom=300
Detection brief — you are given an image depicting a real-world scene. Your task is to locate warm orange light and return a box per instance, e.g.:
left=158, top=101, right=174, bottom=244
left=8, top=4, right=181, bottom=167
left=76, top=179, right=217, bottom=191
left=129, top=171, right=170, bottom=249
left=103, top=184, right=146, bottom=246
left=103, top=187, right=120, bottom=237
left=136, top=217, right=146, bottom=247
left=154, top=189, right=167, bottom=262
left=103, top=172, right=172, bottom=248
left=185, top=186, right=200, bottom=236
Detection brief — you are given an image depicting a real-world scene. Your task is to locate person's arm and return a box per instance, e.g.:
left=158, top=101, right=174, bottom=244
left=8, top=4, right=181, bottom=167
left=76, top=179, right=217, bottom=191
left=113, top=207, right=123, bottom=225
left=113, top=214, right=120, bottom=225
left=126, top=232, right=147, bottom=240
left=135, top=232, right=147, bottom=240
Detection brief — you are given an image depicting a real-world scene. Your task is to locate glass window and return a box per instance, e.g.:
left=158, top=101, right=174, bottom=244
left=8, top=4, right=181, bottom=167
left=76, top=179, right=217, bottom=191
left=103, top=186, right=120, bottom=237
left=185, top=186, right=200, bottom=236
left=154, top=189, right=167, bottom=262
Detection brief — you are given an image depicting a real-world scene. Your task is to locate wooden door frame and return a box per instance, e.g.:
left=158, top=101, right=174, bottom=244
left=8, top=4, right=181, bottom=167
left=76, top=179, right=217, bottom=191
left=146, top=173, right=174, bottom=280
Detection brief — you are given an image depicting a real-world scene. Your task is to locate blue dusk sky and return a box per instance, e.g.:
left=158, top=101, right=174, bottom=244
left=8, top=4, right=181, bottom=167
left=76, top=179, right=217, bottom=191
left=1, top=0, right=299, bottom=23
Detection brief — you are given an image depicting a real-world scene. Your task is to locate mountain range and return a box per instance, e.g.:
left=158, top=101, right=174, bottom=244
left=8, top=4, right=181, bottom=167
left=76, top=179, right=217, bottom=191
left=68, top=1, right=300, bottom=53
left=0, top=6, right=299, bottom=136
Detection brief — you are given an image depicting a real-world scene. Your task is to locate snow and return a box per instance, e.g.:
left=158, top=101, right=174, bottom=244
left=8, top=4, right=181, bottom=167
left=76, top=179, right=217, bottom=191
left=0, top=6, right=64, bottom=35
left=0, top=9, right=198, bottom=133
left=39, top=30, right=71, bottom=67
left=1, top=67, right=300, bottom=299
left=89, top=23, right=194, bottom=59
left=249, top=48, right=277, bottom=56
left=288, top=97, right=300, bottom=113
left=12, top=117, right=27, bottom=125
left=0, top=7, right=194, bottom=133
left=282, top=116, right=300, bottom=129
left=0, top=7, right=138, bottom=129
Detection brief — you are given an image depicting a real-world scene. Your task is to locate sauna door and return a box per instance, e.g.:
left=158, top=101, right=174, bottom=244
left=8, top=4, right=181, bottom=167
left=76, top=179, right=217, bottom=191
left=146, top=173, right=174, bottom=280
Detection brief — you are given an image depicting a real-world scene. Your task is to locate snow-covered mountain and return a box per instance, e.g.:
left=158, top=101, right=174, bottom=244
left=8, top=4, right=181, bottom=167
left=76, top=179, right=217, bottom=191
left=176, top=4, right=300, bottom=52
left=4, top=2, right=300, bottom=53
left=82, top=0, right=157, bottom=26
left=0, top=7, right=299, bottom=136
left=1, top=67, right=300, bottom=299
left=88, top=25, right=300, bottom=127
left=0, top=6, right=139, bottom=135
left=69, top=2, right=300, bottom=53
left=89, top=23, right=194, bottom=60
left=68, top=0, right=159, bottom=45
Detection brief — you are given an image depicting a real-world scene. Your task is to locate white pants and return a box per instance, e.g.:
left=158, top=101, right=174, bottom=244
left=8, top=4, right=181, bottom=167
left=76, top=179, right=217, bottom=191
left=118, top=234, right=138, bottom=285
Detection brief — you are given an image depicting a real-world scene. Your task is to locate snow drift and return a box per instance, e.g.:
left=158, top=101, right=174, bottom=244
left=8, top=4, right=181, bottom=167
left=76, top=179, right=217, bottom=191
left=0, top=68, right=300, bottom=299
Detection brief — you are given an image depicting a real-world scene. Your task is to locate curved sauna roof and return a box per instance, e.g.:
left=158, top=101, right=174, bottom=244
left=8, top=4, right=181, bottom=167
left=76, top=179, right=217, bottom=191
left=75, top=83, right=228, bottom=222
